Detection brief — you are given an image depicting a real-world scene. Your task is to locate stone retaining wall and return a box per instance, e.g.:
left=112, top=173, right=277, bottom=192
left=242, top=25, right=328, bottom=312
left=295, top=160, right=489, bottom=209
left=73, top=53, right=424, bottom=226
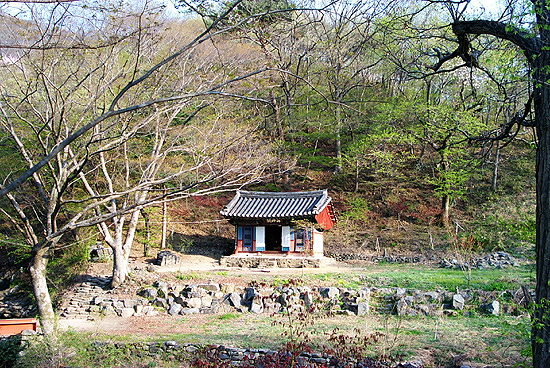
left=220, top=256, right=323, bottom=268
left=56, top=276, right=529, bottom=320
left=83, top=340, right=420, bottom=367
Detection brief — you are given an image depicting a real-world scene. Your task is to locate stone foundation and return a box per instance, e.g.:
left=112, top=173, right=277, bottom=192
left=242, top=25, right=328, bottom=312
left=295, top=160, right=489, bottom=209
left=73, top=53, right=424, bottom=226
left=220, top=255, right=331, bottom=268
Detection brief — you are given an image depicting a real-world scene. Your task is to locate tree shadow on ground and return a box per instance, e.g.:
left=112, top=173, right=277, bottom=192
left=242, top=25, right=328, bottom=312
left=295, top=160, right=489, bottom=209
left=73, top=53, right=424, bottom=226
left=167, top=233, right=234, bottom=260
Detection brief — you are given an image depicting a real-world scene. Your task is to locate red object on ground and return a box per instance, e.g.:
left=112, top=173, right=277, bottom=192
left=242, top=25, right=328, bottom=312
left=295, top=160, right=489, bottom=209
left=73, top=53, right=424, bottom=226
left=0, top=318, right=37, bottom=336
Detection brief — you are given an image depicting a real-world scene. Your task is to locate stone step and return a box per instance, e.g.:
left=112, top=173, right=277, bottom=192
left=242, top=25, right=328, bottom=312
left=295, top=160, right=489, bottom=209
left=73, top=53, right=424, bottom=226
left=70, top=297, right=93, bottom=303
left=65, top=306, right=87, bottom=314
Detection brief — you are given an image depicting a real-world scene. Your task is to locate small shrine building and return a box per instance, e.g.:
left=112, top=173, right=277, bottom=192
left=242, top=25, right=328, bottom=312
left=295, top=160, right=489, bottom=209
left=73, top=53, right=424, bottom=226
left=220, top=190, right=336, bottom=257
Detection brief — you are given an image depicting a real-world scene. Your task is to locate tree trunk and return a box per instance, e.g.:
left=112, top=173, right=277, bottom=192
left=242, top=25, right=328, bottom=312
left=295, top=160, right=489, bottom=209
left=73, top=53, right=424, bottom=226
left=270, top=89, right=284, bottom=140
left=441, top=194, right=450, bottom=227
left=354, top=157, right=360, bottom=193
left=533, top=51, right=550, bottom=368
left=492, top=140, right=500, bottom=192
left=161, top=196, right=167, bottom=249
left=440, top=159, right=450, bottom=227
left=141, top=209, right=150, bottom=257
left=30, top=248, right=55, bottom=336
left=335, top=103, right=343, bottom=173
left=111, top=243, right=128, bottom=288
left=110, top=208, right=142, bottom=288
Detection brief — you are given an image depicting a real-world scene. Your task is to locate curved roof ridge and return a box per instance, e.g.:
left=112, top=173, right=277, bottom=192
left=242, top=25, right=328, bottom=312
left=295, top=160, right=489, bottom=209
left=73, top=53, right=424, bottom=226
left=220, top=189, right=332, bottom=219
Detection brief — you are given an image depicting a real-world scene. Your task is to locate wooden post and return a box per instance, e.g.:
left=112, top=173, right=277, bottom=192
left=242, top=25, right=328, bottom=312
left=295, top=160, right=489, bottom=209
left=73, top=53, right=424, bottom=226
left=161, top=187, right=167, bottom=249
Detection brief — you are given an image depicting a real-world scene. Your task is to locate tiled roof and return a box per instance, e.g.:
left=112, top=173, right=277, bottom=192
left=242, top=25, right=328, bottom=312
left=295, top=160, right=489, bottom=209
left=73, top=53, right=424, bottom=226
left=220, top=190, right=332, bottom=219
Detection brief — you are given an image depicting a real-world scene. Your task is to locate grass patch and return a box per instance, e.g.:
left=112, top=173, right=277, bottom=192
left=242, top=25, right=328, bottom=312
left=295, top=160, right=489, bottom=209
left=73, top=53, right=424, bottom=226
left=16, top=313, right=530, bottom=367
left=218, top=313, right=239, bottom=320
left=348, top=264, right=534, bottom=292
left=175, top=271, right=200, bottom=281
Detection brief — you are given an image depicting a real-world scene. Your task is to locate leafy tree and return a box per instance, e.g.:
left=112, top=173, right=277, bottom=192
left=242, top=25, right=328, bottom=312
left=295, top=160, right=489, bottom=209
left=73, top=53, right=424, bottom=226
left=407, top=0, right=550, bottom=365
left=385, top=101, right=484, bottom=224
left=306, top=0, right=394, bottom=173
left=342, top=127, right=398, bottom=193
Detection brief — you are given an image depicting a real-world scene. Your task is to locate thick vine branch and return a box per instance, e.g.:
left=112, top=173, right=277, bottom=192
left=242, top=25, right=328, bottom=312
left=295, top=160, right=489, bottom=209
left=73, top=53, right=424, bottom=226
left=452, top=20, right=539, bottom=63
left=431, top=20, right=539, bottom=72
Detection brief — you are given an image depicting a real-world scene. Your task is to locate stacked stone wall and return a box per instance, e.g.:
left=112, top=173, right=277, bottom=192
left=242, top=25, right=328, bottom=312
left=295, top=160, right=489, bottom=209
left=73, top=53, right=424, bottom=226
left=54, top=276, right=529, bottom=320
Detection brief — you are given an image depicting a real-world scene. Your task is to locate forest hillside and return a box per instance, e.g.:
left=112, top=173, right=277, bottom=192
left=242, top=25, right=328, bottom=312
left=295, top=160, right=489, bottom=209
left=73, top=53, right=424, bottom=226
left=0, top=1, right=539, bottom=363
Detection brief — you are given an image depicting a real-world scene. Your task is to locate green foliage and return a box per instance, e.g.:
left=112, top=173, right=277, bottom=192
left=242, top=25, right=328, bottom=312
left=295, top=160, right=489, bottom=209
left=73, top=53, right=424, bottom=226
left=467, top=198, right=536, bottom=252
left=380, top=100, right=484, bottom=206
left=176, top=271, right=201, bottom=281
left=0, top=336, right=24, bottom=368
left=172, top=237, right=194, bottom=253
left=342, top=195, right=371, bottom=221
left=429, top=154, right=481, bottom=203
left=2, top=238, right=32, bottom=268
left=16, top=331, right=136, bottom=368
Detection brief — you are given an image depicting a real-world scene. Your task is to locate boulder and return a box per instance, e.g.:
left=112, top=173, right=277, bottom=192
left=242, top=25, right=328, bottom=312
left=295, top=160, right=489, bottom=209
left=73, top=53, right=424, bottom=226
left=243, top=287, right=257, bottom=302
left=142, top=306, right=158, bottom=316
left=452, top=294, right=465, bottom=310
left=120, top=307, right=134, bottom=318
left=102, top=305, right=116, bottom=316
left=197, top=283, right=220, bottom=292
left=139, top=288, right=158, bottom=300
left=484, top=300, right=500, bottom=316
left=396, top=288, right=407, bottom=298
left=172, top=284, right=185, bottom=294
left=226, top=292, right=242, bottom=308
left=168, top=303, right=182, bottom=316
left=156, top=250, right=180, bottom=266
left=396, top=298, right=409, bottom=316
left=302, top=291, right=313, bottom=308
left=186, top=297, right=202, bottom=309
left=320, top=287, right=340, bottom=299
left=181, top=307, right=200, bottom=315
left=424, top=292, right=441, bottom=303
left=358, top=288, right=371, bottom=300
left=250, top=296, right=264, bottom=314
left=201, top=295, right=213, bottom=308
left=357, top=301, right=369, bottom=316
left=152, top=298, right=168, bottom=309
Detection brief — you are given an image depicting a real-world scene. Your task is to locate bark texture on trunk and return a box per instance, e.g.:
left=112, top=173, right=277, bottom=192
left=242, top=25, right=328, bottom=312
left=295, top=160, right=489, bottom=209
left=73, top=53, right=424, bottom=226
left=441, top=194, right=450, bottom=227
left=440, top=159, right=450, bottom=227
left=161, top=199, right=167, bottom=249
left=110, top=208, right=141, bottom=288
left=111, top=244, right=128, bottom=288
left=533, top=50, right=550, bottom=368
left=450, top=12, right=549, bottom=366
left=30, top=248, right=55, bottom=336
left=492, top=141, right=500, bottom=192
left=335, top=103, right=343, bottom=173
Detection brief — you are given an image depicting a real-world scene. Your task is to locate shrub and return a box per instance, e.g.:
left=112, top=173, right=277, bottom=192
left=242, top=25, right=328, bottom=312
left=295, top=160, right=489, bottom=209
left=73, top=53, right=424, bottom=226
left=0, top=336, right=24, bottom=368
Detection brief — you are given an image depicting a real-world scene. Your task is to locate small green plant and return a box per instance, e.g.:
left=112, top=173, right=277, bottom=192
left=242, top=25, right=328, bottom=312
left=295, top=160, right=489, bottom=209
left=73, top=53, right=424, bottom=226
left=176, top=271, right=200, bottom=281
left=173, top=238, right=193, bottom=253
left=218, top=313, right=239, bottom=320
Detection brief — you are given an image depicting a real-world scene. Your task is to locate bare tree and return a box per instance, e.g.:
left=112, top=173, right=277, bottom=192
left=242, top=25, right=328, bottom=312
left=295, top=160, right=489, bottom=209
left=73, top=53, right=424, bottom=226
left=0, top=0, right=252, bottom=198
left=305, top=0, right=394, bottom=173
left=78, top=102, right=284, bottom=288
left=0, top=0, right=291, bottom=335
